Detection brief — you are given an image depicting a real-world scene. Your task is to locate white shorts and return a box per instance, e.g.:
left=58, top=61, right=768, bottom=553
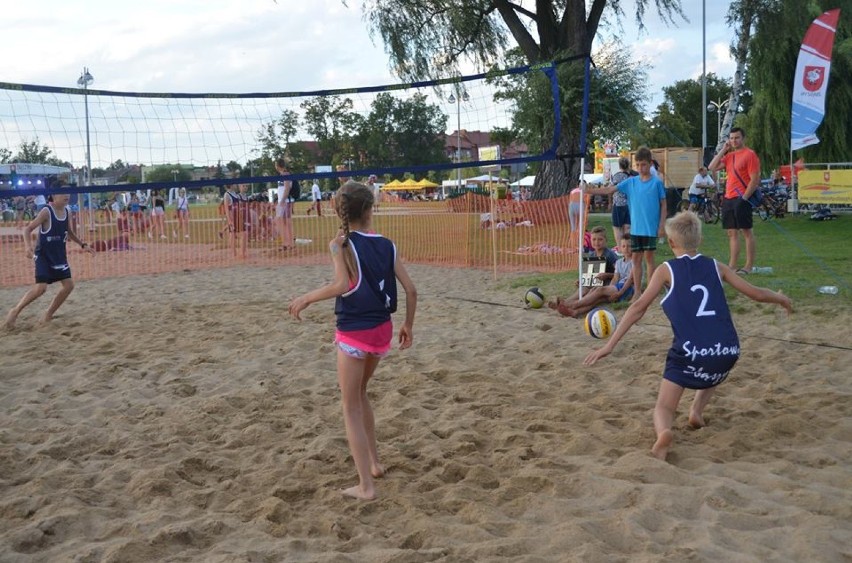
left=152, top=207, right=165, bottom=216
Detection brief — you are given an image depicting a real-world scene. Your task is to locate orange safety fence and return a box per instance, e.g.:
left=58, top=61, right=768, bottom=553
left=0, top=194, right=593, bottom=288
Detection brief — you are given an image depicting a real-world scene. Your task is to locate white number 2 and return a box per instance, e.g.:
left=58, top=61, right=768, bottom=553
left=690, top=284, right=717, bottom=317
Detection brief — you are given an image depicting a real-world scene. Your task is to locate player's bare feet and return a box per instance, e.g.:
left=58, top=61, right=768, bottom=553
left=341, top=484, right=375, bottom=500
left=370, top=464, right=386, bottom=478
left=4, top=309, right=18, bottom=329
left=688, top=411, right=706, bottom=429
left=651, top=429, right=674, bottom=460
left=546, top=297, right=563, bottom=310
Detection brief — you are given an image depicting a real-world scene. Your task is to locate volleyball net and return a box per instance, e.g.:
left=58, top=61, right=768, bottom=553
left=0, top=56, right=594, bottom=287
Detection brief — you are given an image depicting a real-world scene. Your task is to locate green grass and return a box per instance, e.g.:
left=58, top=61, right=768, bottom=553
left=505, top=213, right=850, bottom=309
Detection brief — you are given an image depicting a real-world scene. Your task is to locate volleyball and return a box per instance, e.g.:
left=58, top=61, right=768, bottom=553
left=524, top=287, right=546, bottom=309
left=584, top=308, right=617, bottom=339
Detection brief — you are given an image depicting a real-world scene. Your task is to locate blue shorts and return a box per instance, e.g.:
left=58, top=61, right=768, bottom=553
left=611, top=205, right=630, bottom=228
left=614, top=279, right=634, bottom=302
left=689, top=194, right=705, bottom=204
left=663, top=349, right=738, bottom=390
left=631, top=235, right=657, bottom=253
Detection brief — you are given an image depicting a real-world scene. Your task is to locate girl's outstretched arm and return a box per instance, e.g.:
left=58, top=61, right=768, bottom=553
left=394, top=259, right=417, bottom=349
left=584, top=264, right=670, bottom=366
left=289, top=235, right=351, bottom=320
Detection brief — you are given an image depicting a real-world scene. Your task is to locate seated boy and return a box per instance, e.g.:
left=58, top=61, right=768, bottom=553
left=551, top=235, right=634, bottom=318
left=547, top=226, right=618, bottom=314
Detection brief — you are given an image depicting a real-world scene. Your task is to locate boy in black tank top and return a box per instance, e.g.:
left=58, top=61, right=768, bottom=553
left=5, top=193, right=95, bottom=329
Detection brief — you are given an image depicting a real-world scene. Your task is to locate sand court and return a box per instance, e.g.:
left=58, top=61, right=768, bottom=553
left=0, top=264, right=849, bottom=561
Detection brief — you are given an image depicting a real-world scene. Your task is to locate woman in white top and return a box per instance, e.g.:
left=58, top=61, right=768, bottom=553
left=274, top=158, right=295, bottom=251
left=175, top=187, right=190, bottom=239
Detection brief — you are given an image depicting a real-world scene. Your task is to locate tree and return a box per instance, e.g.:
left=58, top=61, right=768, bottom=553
left=0, top=148, right=11, bottom=163
left=644, top=74, right=734, bottom=148
left=356, top=0, right=685, bottom=198
left=740, top=0, right=852, bottom=168
left=301, top=96, right=363, bottom=165
left=144, top=165, right=192, bottom=183
left=12, top=138, right=69, bottom=167
left=357, top=92, right=448, bottom=169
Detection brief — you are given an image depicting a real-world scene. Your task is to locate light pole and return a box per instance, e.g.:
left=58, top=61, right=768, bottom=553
left=171, top=169, right=179, bottom=183
left=707, top=98, right=730, bottom=146
left=448, top=88, right=469, bottom=197
left=77, top=67, right=94, bottom=230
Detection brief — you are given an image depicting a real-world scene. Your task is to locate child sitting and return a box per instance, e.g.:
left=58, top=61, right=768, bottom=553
left=551, top=234, right=634, bottom=318
left=547, top=226, right=618, bottom=313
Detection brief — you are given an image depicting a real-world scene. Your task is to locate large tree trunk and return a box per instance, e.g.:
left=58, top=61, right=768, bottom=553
left=533, top=127, right=581, bottom=199
left=718, top=7, right=755, bottom=151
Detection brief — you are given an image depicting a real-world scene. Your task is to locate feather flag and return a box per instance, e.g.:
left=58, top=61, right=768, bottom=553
left=790, top=9, right=841, bottom=151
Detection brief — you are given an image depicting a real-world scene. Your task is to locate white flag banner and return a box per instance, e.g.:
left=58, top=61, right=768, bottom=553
left=790, top=9, right=841, bottom=151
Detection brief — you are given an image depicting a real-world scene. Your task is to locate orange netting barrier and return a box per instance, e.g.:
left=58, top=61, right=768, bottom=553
left=0, top=194, right=593, bottom=288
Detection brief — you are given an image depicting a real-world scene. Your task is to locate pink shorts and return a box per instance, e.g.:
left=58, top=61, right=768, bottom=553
left=336, top=320, right=393, bottom=359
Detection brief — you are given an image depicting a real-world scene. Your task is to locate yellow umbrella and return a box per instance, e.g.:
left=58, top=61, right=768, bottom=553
left=416, top=178, right=439, bottom=188
left=396, top=178, right=423, bottom=190
left=380, top=179, right=403, bottom=190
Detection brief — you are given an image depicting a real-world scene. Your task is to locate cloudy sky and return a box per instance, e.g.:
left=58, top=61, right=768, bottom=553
left=7, top=0, right=735, bottom=107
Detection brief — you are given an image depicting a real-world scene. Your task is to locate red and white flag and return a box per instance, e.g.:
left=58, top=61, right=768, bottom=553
left=790, top=9, right=841, bottom=151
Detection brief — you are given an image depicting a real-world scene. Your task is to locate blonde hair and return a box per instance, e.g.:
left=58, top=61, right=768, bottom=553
left=665, top=211, right=702, bottom=251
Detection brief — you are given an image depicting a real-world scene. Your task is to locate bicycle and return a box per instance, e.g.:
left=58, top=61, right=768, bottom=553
left=756, top=191, right=787, bottom=221
left=677, top=190, right=720, bottom=224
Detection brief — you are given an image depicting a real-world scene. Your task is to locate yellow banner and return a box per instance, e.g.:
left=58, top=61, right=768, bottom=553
left=798, top=169, right=852, bottom=204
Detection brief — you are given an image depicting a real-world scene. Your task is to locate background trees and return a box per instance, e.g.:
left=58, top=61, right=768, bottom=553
left=356, top=0, right=686, bottom=197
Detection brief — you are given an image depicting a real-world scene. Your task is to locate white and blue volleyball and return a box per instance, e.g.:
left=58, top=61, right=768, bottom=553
left=524, top=287, right=546, bottom=309
left=584, top=307, right=617, bottom=339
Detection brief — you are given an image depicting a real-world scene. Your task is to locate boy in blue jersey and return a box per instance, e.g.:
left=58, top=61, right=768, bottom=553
left=584, top=212, right=792, bottom=461
left=5, top=193, right=95, bottom=329
left=289, top=181, right=417, bottom=500
left=585, top=147, right=666, bottom=301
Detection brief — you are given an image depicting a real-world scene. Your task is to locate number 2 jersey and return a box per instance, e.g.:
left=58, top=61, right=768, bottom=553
left=34, top=205, right=72, bottom=283
left=660, top=254, right=739, bottom=389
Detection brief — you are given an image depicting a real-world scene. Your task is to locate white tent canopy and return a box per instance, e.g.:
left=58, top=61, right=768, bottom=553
left=509, top=175, right=535, bottom=187
left=581, top=173, right=605, bottom=185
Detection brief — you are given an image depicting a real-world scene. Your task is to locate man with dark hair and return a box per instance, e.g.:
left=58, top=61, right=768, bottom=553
left=708, top=127, right=760, bottom=275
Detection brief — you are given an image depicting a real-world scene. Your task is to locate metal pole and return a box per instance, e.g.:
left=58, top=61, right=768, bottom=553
left=701, top=0, right=707, bottom=150
left=83, top=70, right=93, bottom=231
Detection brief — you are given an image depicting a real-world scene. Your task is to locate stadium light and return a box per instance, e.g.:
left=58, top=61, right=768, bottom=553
left=448, top=88, right=469, bottom=197
left=77, top=67, right=94, bottom=230
left=707, top=98, right=730, bottom=145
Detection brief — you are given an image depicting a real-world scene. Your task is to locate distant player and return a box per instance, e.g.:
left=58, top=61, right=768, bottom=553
left=584, top=212, right=792, bottom=461
left=5, top=193, right=95, bottom=328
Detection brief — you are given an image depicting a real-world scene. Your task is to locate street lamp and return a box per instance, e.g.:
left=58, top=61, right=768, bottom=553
left=707, top=98, right=730, bottom=146
left=171, top=169, right=179, bottom=182
left=77, top=67, right=94, bottom=230
left=448, top=88, right=469, bottom=197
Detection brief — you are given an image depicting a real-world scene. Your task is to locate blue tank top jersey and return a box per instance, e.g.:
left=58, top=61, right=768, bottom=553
left=35, top=206, right=71, bottom=281
left=335, top=232, right=398, bottom=331
left=660, top=254, right=739, bottom=388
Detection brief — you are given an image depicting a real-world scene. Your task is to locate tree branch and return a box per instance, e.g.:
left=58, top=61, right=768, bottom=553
left=494, top=0, right=541, bottom=61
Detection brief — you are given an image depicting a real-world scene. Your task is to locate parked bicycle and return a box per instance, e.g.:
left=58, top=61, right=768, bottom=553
left=755, top=189, right=787, bottom=221
left=677, top=189, right=720, bottom=224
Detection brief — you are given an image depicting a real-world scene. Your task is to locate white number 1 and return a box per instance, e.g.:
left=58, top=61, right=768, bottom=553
left=690, top=284, right=717, bottom=317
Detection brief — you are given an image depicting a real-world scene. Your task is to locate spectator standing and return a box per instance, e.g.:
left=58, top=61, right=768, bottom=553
left=274, top=158, right=295, bottom=251
left=708, top=127, right=760, bottom=275
left=610, top=157, right=632, bottom=246
left=307, top=179, right=323, bottom=216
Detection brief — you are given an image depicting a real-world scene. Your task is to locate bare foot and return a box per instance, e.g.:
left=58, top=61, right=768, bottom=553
left=651, top=429, right=674, bottom=461
left=341, top=484, right=376, bottom=501
left=546, top=297, right=563, bottom=310
left=556, top=303, right=576, bottom=318
left=371, top=464, right=386, bottom=478
left=5, top=309, right=19, bottom=329
left=688, top=411, right=706, bottom=429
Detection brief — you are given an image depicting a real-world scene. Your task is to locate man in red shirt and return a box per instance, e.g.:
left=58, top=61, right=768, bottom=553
left=708, top=127, right=760, bottom=275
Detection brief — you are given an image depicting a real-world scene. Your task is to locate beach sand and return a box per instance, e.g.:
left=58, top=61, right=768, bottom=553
left=1, top=265, right=849, bottom=562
